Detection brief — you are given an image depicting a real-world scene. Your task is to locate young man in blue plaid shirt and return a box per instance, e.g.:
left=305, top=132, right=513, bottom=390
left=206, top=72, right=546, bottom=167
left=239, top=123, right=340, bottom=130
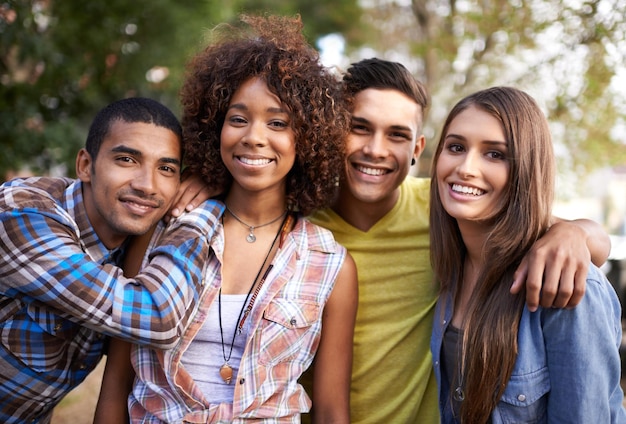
left=0, top=97, right=224, bottom=423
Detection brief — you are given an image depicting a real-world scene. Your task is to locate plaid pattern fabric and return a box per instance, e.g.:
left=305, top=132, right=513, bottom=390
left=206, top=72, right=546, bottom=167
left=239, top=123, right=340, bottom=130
left=129, top=217, right=347, bottom=423
left=0, top=177, right=224, bottom=423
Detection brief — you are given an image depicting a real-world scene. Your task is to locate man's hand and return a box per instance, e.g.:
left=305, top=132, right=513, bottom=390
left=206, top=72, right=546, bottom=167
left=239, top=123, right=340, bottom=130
left=166, top=169, right=220, bottom=221
left=511, top=220, right=593, bottom=312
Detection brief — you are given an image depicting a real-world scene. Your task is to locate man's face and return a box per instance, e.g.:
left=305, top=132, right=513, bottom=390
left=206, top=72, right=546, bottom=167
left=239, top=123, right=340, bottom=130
left=341, top=88, right=425, bottom=210
left=76, top=120, right=181, bottom=248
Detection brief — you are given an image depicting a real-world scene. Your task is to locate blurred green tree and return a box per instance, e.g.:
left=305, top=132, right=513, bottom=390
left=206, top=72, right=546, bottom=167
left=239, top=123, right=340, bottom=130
left=0, top=0, right=361, bottom=179
left=355, top=0, right=626, bottom=180
left=4, top=0, right=623, bottom=184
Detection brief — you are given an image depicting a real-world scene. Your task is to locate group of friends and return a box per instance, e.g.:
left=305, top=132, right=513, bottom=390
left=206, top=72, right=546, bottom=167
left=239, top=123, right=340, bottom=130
left=0, top=14, right=624, bottom=424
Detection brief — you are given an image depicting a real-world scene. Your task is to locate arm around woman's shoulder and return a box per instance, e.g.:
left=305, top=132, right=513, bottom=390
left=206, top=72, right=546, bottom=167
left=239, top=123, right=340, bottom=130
left=511, top=217, right=611, bottom=311
left=542, top=265, right=626, bottom=422
left=310, top=252, right=358, bottom=424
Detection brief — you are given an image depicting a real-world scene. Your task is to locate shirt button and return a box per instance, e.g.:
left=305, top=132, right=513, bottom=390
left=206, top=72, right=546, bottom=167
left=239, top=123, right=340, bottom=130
left=239, top=378, right=245, bottom=384
left=517, top=394, right=526, bottom=402
left=79, top=363, right=87, bottom=370
left=290, top=318, right=297, bottom=326
left=53, top=323, right=62, bottom=331
left=442, top=320, right=447, bottom=325
left=434, top=361, right=439, bottom=366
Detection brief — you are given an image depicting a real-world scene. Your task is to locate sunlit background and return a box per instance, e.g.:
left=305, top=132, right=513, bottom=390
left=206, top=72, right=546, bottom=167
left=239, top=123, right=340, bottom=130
left=2, top=1, right=626, bottom=420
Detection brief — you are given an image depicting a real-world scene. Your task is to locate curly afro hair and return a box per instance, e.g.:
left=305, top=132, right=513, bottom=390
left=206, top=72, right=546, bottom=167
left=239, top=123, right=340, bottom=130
left=180, top=14, right=350, bottom=216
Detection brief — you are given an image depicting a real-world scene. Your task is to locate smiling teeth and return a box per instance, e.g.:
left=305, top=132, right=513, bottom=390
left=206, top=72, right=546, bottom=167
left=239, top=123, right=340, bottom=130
left=452, top=184, right=485, bottom=196
left=240, top=157, right=271, bottom=165
left=356, top=165, right=386, bottom=176
left=129, top=202, right=150, bottom=209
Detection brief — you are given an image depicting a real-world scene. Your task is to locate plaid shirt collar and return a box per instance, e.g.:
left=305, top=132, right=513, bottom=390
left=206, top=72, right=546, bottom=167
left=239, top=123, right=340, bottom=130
left=64, top=180, right=124, bottom=264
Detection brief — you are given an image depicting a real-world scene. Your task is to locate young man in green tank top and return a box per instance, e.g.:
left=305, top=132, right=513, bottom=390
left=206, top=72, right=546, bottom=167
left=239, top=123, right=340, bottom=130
left=301, top=58, right=611, bottom=423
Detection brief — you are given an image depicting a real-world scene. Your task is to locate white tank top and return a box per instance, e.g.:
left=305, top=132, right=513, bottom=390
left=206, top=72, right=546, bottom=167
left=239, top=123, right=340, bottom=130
left=180, top=293, right=250, bottom=404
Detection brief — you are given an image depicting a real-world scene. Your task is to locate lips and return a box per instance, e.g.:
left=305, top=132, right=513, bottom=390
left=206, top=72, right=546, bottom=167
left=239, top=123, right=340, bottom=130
left=353, top=163, right=390, bottom=176
left=238, top=156, right=272, bottom=166
left=118, top=194, right=161, bottom=217
left=451, top=183, right=485, bottom=196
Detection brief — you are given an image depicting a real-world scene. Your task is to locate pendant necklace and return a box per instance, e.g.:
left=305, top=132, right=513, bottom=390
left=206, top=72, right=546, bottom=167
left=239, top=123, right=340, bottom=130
left=453, top=323, right=466, bottom=402
left=226, top=205, right=286, bottom=243
left=453, top=381, right=465, bottom=402
left=217, top=213, right=289, bottom=384
left=452, top=332, right=465, bottom=402
left=454, top=263, right=475, bottom=403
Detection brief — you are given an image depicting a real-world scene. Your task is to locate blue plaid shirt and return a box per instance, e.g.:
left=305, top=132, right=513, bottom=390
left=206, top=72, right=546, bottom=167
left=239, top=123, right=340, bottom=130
left=0, top=177, right=224, bottom=423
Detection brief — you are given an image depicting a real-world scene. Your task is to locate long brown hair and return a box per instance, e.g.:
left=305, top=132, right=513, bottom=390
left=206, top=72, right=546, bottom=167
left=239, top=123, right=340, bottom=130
left=430, top=87, right=555, bottom=422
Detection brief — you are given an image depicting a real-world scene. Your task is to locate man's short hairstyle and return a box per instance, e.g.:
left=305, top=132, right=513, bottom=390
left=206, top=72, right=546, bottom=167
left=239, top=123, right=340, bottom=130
left=85, top=97, right=183, bottom=159
left=343, top=58, right=430, bottom=121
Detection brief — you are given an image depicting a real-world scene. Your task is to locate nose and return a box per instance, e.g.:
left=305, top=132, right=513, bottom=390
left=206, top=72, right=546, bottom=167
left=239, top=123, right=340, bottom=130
left=242, top=121, right=267, bottom=147
left=457, top=150, right=478, bottom=178
left=362, top=131, right=387, bottom=158
left=131, top=167, right=157, bottom=195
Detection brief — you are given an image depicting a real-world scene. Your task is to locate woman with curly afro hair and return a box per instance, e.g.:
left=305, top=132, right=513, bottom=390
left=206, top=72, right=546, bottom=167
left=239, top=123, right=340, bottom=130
left=95, top=14, right=357, bottom=424
left=181, top=15, right=349, bottom=216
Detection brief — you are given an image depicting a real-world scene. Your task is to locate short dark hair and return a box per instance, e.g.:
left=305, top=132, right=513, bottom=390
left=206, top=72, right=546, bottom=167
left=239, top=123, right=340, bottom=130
left=343, top=58, right=429, bottom=127
left=85, top=97, right=183, bottom=159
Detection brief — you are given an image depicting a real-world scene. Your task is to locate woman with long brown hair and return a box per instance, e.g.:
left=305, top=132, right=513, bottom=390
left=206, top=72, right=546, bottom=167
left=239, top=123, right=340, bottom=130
left=430, top=86, right=626, bottom=423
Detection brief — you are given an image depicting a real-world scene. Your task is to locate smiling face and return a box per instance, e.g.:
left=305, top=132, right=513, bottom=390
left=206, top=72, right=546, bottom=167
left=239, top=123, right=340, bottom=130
left=220, top=77, right=296, bottom=198
left=340, top=88, right=425, bottom=214
left=436, top=105, right=510, bottom=226
left=76, top=120, right=181, bottom=249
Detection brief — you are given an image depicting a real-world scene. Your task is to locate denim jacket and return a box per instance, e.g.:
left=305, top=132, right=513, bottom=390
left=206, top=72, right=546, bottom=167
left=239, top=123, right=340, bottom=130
left=431, top=264, right=626, bottom=423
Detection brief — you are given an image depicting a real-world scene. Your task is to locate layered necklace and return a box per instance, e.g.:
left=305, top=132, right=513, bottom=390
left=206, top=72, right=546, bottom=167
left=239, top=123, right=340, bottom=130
left=217, top=212, right=291, bottom=384
left=225, top=205, right=287, bottom=243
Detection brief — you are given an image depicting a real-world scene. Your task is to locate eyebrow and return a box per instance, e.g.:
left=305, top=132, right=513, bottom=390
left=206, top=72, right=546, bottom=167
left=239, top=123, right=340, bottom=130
left=111, top=145, right=181, bottom=166
left=445, top=134, right=507, bottom=146
left=228, top=103, right=288, bottom=114
left=352, top=116, right=414, bottom=133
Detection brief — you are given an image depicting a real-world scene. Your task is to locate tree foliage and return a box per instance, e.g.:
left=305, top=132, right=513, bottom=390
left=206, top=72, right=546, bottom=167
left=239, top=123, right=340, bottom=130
left=0, top=0, right=361, bottom=179
left=3, top=0, right=624, bottom=184
left=354, top=0, right=626, bottom=182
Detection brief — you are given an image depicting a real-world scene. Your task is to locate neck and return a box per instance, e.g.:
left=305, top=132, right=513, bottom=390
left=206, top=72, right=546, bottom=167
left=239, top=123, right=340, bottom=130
left=332, top=186, right=400, bottom=232
left=452, top=222, right=488, bottom=328
left=452, top=256, right=481, bottom=329
left=224, top=188, right=287, bottom=225
left=81, top=183, right=125, bottom=250
left=457, top=220, right=490, bottom=264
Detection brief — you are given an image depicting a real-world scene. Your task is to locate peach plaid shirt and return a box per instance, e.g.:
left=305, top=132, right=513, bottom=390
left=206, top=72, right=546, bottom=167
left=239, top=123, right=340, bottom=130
left=129, top=215, right=346, bottom=423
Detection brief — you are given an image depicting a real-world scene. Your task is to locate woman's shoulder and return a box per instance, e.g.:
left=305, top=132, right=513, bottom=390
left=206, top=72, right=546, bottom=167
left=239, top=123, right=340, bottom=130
left=298, top=215, right=347, bottom=255
left=532, top=263, right=621, bottom=330
left=583, top=264, right=621, bottom=307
